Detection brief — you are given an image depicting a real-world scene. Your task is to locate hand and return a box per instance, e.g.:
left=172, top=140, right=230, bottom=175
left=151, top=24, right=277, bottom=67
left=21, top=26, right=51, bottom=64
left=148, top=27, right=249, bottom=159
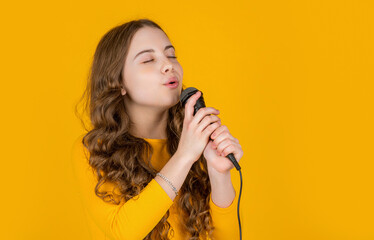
left=203, top=124, right=243, bottom=174
left=176, top=91, right=221, bottom=164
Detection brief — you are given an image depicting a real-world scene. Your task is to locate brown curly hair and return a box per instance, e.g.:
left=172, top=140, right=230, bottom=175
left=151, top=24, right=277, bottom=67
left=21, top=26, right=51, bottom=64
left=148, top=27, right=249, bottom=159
left=74, top=18, right=215, bottom=239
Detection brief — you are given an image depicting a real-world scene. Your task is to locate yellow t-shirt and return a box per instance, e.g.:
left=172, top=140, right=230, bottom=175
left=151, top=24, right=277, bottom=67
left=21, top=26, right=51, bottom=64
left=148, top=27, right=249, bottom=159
left=71, top=134, right=240, bottom=240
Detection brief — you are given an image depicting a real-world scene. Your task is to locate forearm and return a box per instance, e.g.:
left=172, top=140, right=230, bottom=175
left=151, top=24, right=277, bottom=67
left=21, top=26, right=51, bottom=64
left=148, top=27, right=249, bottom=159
left=208, top=167, right=236, bottom=208
left=155, top=150, right=194, bottom=201
left=72, top=137, right=178, bottom=240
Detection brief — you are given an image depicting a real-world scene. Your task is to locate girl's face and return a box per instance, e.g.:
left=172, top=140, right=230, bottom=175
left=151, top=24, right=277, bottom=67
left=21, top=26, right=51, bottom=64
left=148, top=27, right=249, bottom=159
left=122, top=26, right=183, bottom=109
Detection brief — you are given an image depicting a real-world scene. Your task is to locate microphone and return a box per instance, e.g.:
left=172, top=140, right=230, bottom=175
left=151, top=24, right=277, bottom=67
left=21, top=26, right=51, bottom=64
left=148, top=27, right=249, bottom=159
left=180, top=87, right=241, bottom=171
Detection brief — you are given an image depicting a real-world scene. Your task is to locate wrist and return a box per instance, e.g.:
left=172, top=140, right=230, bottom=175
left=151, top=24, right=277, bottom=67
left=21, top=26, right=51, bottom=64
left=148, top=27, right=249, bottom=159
left=174, top=150, right=196, bottom=167
left=208, top=166, right=232, bottom=188
left=208, top=167, right=235, bottom=208
left=208, top=165, right=231, bottom=179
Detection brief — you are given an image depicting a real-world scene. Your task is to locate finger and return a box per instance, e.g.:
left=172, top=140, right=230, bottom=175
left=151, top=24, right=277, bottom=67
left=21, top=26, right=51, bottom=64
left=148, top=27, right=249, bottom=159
left=212, top=127, right=237, bottom=146
left=216, top=138, right=236, bottom=155
left=184, top=91, right=201, bottom=122
left=196, top=114, right=221, bottom=133
left=202, top=121, right=221, bottom=140
left=220, top=145, right=238, bottom=160
left=192, top=107, right=220, bottom=126
left=211, top=124, right=228, bottom=141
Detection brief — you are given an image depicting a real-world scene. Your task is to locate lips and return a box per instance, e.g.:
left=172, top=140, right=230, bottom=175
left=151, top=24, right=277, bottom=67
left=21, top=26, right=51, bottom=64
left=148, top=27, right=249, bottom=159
left=164, top=76, right=178, bottom=85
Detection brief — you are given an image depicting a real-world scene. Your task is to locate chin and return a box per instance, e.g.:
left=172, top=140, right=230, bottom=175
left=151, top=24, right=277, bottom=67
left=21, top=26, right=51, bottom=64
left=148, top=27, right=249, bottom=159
left=165, top=94, right=180, bottom=108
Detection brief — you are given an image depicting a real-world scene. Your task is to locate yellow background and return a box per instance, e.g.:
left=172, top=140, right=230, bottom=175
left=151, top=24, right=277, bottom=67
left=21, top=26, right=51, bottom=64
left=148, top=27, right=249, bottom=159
left=0, top=0, right=373, bottom=239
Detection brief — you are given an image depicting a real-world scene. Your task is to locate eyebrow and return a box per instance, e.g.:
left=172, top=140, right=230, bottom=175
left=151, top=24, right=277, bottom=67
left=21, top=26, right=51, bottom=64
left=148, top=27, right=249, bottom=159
left=133, top=45, right=175, bottom=60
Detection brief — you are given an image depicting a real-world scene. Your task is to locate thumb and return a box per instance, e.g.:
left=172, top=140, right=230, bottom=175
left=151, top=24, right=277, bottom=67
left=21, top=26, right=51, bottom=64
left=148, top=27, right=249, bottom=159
left=184, top=91, right=201, bottom=122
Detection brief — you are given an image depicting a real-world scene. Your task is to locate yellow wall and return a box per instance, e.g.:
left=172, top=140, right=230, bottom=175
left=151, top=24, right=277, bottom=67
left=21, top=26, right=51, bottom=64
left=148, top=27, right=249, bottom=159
left=0, top=0, right=373, bottom=239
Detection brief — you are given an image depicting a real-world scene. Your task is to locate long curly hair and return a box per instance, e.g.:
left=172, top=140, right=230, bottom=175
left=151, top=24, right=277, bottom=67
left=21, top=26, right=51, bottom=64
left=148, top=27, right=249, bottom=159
left=74, top=18, right=215, bottom=240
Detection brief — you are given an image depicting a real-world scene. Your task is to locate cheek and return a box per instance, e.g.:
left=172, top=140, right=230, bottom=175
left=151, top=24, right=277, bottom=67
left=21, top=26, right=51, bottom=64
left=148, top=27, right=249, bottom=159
left=125, top=66, right=156, bottom=87
left=127, top=74, right=160, bottom=102
left=132, top=78, right=156, bottom=96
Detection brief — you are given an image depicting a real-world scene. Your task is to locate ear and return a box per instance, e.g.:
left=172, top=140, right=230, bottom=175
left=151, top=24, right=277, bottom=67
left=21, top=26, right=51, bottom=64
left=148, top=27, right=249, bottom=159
left=121, top=87, right=126, bottom=96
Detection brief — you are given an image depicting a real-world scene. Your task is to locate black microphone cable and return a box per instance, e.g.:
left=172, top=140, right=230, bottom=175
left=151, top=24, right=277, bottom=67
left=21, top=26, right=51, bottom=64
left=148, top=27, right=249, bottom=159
left=180, top=87, right=243, bottom=240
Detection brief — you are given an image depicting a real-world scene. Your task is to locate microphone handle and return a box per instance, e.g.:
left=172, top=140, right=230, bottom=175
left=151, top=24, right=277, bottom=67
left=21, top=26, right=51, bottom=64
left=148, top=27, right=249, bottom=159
left=209, top=137, right=241, bottom=171
left=227, top=153, right=241, bottom=171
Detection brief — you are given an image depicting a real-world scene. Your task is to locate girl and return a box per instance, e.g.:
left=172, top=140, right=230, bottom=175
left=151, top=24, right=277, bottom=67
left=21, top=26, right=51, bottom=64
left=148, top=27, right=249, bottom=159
left=72, top=18, right=243, bottom=240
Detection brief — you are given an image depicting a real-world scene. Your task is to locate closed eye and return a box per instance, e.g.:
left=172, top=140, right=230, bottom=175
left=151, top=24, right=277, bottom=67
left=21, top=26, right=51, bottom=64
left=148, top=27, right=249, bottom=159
left=143, top=56, right=178, bottom=64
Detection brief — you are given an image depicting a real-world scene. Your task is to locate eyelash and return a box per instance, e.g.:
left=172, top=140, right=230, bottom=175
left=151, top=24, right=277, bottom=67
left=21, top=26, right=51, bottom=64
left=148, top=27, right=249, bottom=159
left=143, top=56, right=177, bottom=64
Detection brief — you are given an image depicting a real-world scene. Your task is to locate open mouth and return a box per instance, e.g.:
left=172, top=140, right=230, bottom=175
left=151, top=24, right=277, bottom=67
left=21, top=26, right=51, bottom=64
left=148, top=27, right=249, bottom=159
left=164, top=81, right=179, bottom=88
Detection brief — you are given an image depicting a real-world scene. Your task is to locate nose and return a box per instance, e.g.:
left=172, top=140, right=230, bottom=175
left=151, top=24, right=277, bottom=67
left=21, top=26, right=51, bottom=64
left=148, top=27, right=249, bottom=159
left=161, top=59, right=173, bottom=73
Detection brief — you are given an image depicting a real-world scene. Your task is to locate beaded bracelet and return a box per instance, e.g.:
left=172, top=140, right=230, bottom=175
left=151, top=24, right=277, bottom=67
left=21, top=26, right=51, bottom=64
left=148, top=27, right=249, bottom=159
left=156, top=172, right=178, bottom=196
